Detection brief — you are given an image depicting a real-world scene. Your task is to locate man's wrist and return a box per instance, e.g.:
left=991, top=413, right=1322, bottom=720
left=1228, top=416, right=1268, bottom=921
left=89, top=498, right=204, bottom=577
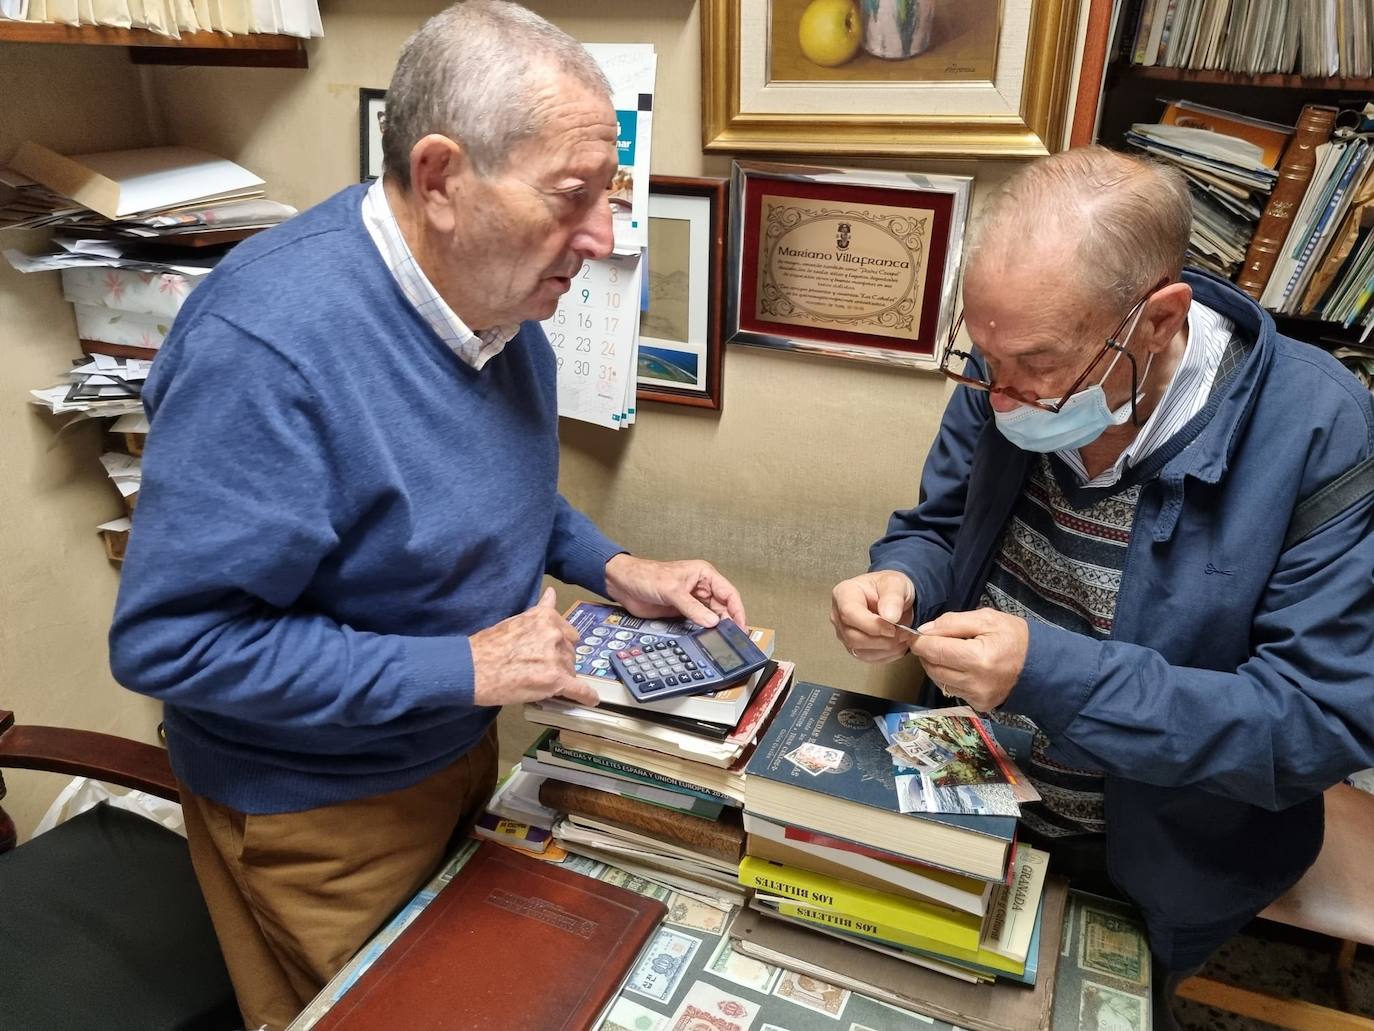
left=603, top=552, right=635, bottom=601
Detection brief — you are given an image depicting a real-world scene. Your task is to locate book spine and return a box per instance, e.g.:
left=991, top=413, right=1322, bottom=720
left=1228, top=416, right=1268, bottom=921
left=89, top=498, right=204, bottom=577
left=738, top=856, right=980, bottom=950
left=774, top=902, right=1025, bottom=976
left=539, top=780, right=744, bottom=863
left=549, top=738, right=735, bottom=806
left=1237, top=105, right=1338, bottom=299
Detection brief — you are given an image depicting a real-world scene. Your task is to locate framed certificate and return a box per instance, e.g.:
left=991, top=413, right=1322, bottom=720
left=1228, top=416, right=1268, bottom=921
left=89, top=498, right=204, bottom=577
left=727, top=161, right=970, bottom=368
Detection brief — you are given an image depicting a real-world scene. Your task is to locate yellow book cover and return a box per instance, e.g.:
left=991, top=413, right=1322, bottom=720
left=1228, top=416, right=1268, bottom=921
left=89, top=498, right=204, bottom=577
left=776, top=901, right=1026, bottom=977
left=738, top=855, right=981, bottom=952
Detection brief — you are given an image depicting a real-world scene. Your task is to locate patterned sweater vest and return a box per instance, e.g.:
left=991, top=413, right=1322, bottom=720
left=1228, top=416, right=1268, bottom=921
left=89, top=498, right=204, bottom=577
left=980, top=336, right=1246, bottom=837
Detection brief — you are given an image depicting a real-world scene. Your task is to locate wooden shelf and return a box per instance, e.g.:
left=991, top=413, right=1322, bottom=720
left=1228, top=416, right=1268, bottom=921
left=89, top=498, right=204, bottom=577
left=1123, top=64, right=1374, bottom=92
left=0, top=21, right=307, bottom=67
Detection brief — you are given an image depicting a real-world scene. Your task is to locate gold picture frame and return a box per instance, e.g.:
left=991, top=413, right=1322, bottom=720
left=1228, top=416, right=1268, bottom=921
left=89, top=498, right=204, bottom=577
left=702, top=0, right=1081, bottom=159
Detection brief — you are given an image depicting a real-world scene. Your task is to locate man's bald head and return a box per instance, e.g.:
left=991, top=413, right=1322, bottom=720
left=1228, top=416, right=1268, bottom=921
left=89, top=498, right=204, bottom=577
left=964, top=146, right=1192, bottom=319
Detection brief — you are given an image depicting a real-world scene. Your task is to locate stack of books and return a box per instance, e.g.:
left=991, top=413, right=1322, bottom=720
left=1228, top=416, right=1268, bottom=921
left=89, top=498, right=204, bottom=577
left=736, top=683, right=1053, bottom=987
left=1125, top=100, right=1290, bottom=278
left=516, top=601, right=795, bottom=908
left=1122, top=0, right=1372, bottom=78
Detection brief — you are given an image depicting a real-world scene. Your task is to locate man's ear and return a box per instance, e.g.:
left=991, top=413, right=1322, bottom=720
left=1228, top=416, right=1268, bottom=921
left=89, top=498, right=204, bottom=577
left=1141, top=280, right=1192, bottom=353
left=408, top=134, right=467, bottom=235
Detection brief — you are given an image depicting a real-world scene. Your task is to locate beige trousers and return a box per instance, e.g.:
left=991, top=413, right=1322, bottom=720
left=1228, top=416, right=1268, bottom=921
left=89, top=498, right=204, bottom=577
left=177, top=725, right=499, bottom=1031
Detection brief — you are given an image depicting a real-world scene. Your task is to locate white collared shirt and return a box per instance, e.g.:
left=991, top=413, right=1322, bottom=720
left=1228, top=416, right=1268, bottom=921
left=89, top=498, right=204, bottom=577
left=361, top=177, right=518, bottom=370
left=1059, top=300, right=1235, bottom=488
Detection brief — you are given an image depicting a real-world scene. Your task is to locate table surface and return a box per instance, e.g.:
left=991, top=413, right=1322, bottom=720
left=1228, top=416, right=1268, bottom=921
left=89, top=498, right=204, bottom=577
left=288, top=838, right=1152, bottom=1031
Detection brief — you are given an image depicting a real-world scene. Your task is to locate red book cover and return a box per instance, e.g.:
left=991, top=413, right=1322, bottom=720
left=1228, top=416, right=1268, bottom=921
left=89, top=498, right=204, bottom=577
left=314, top=842, right=666, bottom=1031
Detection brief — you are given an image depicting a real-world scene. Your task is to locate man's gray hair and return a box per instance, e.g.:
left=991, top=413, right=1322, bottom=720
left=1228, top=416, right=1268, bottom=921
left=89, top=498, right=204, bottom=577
left=382, top=0, right=611, bottom=186
left=965, top=146, right=1193, bottom=312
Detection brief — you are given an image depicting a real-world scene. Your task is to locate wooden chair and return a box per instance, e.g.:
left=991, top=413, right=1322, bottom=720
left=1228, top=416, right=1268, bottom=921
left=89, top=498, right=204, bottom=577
left=1178, top=783, right=1374, bottom=1031
left=0, top=708, right=240, bottom=1031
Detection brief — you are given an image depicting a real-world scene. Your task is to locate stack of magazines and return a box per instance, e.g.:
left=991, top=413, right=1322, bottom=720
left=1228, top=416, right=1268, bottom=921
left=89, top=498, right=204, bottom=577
left=1125, top=100, right=1290, bottom=277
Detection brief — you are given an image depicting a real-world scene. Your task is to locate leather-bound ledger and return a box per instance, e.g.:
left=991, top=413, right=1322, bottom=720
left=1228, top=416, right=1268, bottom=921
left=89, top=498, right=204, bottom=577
left=539, top=778, right=745, bottom=864
left=313, top=842, right=665, bottom=1031
left=1237, top=105, right=1338, bottom=300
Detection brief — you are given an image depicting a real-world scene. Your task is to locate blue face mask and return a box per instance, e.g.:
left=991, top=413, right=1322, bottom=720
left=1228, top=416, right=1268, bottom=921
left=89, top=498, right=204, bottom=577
left=993, top=348, right=1153, bottom=454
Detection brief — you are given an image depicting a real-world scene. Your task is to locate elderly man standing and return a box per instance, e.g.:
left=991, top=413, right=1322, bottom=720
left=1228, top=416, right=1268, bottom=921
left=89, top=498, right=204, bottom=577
left=109, top=4, right=744, bottom=1028
left=832, top=147, right=1374, bottom=1028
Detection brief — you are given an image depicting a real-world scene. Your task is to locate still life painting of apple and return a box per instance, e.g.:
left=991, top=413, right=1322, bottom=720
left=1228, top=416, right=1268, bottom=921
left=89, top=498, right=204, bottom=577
left=770, top=0, right=1001, bottom=83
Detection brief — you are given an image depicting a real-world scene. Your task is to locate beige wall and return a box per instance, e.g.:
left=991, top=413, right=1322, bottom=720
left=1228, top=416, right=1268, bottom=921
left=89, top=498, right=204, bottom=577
left=2, top=0, right=1046, bottom=839
left=0, top=45, right=165, bottom=841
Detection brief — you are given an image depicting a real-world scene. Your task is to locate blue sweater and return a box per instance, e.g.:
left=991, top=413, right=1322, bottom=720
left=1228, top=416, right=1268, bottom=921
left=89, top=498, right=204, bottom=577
left=109, top=184, right=623, bottom=814
left=871, top=271, right=1374, bottom=966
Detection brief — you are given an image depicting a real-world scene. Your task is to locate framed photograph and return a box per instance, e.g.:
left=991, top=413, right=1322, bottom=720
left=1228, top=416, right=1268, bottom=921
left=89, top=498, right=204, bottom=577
left=701, top=0, right=1080, bottom=158
left=359, top=88, right=387, bottom=182
left=727, top=161, right=970, bottom=368
left=637, top=176, right=728, bottom=410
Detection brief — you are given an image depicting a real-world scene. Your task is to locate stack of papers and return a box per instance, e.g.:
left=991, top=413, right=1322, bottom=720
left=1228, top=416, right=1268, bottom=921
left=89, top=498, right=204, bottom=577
left=30, top=354, right=149, bottom=417
left=1126, top=100, right=1290, bottom=278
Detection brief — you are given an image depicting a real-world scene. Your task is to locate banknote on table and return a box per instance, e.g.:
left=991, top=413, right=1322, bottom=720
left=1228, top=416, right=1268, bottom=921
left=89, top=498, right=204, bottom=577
left=1053, top=891, right=1151, bottom=1031
left=601, top=865, right=673, bottom=902
left=705, top=932, right=781, bottom=994
left=599, top=996, right=667, bottom=1031
left=773, top=969, right=851, bottom=1019
left=666, top=980, right=760, bottom=1031
left=665, top=891, right=731, bottom=935
left=1079, top=907, right=1148, bottom=985
left=1076, top=981, right=1147, bottom=1031
left=625, top=926, right=702, bottom=1004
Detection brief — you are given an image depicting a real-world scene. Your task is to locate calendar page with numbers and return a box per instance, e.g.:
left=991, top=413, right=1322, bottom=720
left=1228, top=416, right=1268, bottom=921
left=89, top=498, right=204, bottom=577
left=542, top=252, right=643, bottom=429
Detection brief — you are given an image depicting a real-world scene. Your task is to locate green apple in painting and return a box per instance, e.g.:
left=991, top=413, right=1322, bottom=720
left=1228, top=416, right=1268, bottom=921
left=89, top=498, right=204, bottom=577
left=798, top=0, right=863, bottom=67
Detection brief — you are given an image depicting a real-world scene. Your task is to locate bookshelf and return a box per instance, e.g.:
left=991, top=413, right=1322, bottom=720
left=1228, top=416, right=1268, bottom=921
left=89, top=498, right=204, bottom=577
left=0, top=21, right=307, bottom=67
left=1078, top=0, right=1373, bottom=352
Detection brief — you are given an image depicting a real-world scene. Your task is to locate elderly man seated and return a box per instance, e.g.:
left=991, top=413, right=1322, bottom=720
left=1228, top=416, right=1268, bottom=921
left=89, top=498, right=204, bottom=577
left=832, top=146, right=1374, bottom=1029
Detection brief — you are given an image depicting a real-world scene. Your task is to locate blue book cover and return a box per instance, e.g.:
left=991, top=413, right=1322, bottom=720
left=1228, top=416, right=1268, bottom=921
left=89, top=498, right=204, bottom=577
left=744, top=682, right=1020, bottom=844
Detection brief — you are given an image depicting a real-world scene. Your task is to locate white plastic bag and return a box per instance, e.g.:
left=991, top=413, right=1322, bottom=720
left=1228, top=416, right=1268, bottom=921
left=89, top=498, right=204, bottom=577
left=32, top=776, right=186, bottom=838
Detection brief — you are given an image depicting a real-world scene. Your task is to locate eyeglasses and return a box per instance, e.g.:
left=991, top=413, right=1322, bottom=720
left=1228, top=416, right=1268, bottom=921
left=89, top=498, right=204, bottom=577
left=938, top=278, right=1167, bottom=420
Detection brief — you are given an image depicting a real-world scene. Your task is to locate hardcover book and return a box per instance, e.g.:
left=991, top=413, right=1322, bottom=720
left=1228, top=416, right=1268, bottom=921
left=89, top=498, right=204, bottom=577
left=729, top=877, right=1069, bottom=1031
left=738, top=854, right=982, bottom=951
left=312, top=842, right=665, bottom=1031
left=742, top=683, right=1018, bottom=881
left=1238, top=104, right=1339, bottom=299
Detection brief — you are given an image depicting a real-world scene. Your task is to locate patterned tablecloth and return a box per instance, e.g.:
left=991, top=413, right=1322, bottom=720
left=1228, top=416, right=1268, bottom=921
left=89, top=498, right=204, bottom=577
left=288, top=840, right=1152, bottom=1031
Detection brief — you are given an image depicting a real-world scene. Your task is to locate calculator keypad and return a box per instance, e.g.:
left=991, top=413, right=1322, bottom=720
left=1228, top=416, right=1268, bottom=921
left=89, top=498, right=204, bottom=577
left=616, top=641, right=701, bottom=690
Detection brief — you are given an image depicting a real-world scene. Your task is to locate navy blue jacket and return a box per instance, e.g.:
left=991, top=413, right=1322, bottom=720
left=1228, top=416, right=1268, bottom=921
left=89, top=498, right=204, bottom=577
left=871, top=272, right=1374, bottom=966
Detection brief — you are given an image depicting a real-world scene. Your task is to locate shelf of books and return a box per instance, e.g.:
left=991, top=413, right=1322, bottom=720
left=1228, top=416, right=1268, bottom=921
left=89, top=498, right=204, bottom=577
left=0, top=18, right=309, bottom=66
left=1123, top=65, right=1374, bottom=91
left=1092, top=0, right=1374, bottom=385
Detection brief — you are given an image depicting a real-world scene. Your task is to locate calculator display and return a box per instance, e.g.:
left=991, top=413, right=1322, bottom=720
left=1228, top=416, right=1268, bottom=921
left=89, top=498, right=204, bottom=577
left=697, top=628, right=746, bottom=673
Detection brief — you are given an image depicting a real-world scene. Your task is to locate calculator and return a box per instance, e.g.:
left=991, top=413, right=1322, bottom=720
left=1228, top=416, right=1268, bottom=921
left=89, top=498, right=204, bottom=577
left=608, top=618, right=771, bottom=703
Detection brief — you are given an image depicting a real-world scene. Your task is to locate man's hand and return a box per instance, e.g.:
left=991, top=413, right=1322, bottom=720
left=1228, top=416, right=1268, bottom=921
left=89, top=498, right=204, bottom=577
left=604, top=554, right=746, bottom=628
left=908, top=608, right=1029, bottom=711
left=469, top=588, right=599, bottom=708
left=830, top=570, right=916, bottom=663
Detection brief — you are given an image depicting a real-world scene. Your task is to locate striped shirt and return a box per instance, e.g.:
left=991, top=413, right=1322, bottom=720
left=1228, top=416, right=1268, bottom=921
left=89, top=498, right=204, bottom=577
left=360, top=177, right=518, bottom=370
left=1058, top=301, right=1235, bottom=487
